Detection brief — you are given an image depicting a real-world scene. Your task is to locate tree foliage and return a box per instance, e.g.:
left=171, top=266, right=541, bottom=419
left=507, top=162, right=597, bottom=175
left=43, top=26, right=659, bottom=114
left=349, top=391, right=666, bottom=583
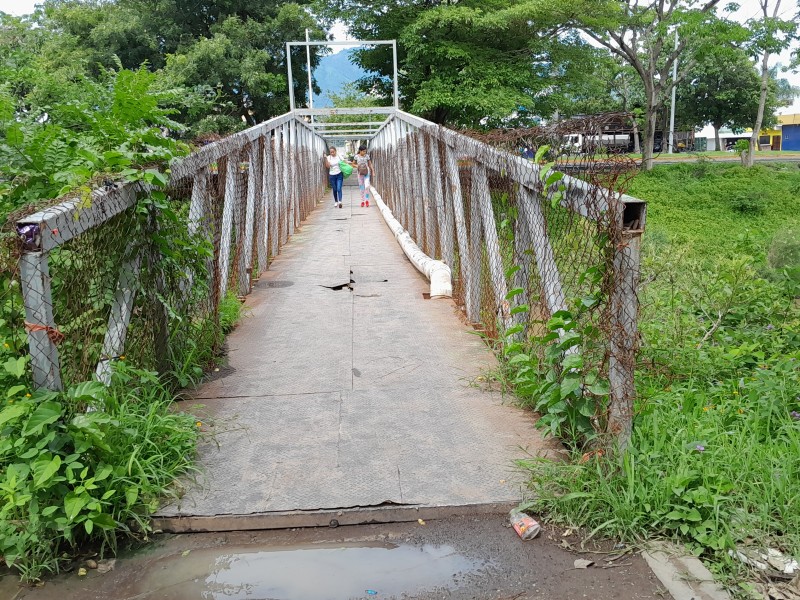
left=41, top=0, right=326, bottom=125
left=572, top=0, right=740, bottom=168
left=677, top=48, right=795, bottom=150
left=316, top=0, right=612, bottom=127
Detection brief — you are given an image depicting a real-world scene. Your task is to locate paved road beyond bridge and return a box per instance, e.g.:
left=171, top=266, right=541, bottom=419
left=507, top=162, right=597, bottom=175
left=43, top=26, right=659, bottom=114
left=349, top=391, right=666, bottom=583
left=154, top=185, right=559, bottom=532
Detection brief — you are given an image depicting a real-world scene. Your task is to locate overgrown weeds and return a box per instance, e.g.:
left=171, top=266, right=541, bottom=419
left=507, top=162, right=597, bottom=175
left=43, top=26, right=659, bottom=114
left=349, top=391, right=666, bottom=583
left=0, top=362, right=200, bottom=582
left=511, top=161, right=800, bottom=587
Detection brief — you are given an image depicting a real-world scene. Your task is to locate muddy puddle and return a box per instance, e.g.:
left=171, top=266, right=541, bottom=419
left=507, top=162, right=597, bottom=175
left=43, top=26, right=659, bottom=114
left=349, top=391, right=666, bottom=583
left=1, top=541, right=483, bottom=600
left=145, top=541, right=479, bottom=599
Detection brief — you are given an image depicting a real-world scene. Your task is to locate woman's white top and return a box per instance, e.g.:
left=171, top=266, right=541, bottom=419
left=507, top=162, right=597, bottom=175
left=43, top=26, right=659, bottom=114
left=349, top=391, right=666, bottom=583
left=326, top=154, right=341, bottom=175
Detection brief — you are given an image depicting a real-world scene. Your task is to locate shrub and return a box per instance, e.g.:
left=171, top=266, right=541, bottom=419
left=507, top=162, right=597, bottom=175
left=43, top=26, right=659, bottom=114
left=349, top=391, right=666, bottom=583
left=729, top=192, right=764, bottom=215
left=0, top=363, right=199, bottom=582
left=768, top=226, right=800, bottom=290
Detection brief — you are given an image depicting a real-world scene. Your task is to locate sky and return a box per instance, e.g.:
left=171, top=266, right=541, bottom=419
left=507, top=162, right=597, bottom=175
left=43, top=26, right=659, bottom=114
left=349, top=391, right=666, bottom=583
left=1, top=0, right=798, bottom=115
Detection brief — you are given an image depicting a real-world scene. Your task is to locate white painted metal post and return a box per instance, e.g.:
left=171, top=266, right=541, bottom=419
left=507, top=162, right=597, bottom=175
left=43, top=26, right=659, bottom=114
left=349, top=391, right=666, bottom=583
left=467, top=163, right=483, bottom=323
left=416, top=131, right=435, bottom=256
left=288, top=120, right=297, bottom=235
left=305, top=29, right=314, bottom=118
left=218, top=155, right=238, bottom=300
left=429, top=137, right=453, bottom=265
left=286, top=42, right=296, bottom=112
left=240, top=141, right=259, bottom=295
left=269, top=133, right=280, bottom=258
left=609, top=231, right=642, bottom=448
left=473, top=163, right=510, bottom=329
left=410, top=133, right=424, bottom=245
left=444, top=144, right=477, bottom=323
left=278, top=124, right=289, bottom=246
left=20, top=252, right=63, bottom=390
left=95, top=254, right=141, bottom=385
left=668, top=29, right=678, bottom=154
left=392, top=40, right=400, bottom=110
left=518, top=187, right=567, bottom=316
left=188, top=168, right=208, bottom=236
left=259, top=136, right=271, bottom=272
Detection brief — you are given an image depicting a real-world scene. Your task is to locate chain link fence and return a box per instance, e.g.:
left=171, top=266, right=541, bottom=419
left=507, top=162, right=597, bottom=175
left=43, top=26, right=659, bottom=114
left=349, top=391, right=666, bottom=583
left=7, top=114, right=327, bottom=390
left=371, top=111, right=645, bottom=443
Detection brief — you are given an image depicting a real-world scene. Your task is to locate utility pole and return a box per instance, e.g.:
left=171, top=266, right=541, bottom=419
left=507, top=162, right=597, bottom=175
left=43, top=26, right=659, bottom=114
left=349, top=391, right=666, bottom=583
left=668, top=29, right=678, bottom=154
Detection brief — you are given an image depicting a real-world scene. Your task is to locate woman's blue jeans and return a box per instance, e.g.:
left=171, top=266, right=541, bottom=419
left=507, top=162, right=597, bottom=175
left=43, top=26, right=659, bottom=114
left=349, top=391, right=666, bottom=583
left=329, top=172, right=344, bottom=203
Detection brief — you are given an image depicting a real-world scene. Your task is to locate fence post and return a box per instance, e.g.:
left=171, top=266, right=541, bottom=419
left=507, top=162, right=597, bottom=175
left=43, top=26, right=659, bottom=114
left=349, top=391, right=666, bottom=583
left=240, top=141, right=259, bottom=295
left=444, top=143, right=478, bottom=323
left=398, top=132, right=412, bottom=230
left=95, top=254, right=141, bottom=385
left=20, top=252, right=63, bottom=390
left=269, top=134, right=280, bottom=258
left=518, top=187, right=567, bottom=316
left=429, top=135, right=451, bottom=265
left=415, top=130, right=433, bottom=255
left=257, top=137, right=270, bottom=273
left=218, top=153, right=238, bottom=300
left=409, top=134, right=424, bottom=244
left=467, top=163, right=483, bottom=324
left=288, top=120, right=297, bottom=234
left=608, top=230, right=642, bottom=449
left=473, top=163, right=510, bottom=330
left=188, top=167, right=208, bottom=236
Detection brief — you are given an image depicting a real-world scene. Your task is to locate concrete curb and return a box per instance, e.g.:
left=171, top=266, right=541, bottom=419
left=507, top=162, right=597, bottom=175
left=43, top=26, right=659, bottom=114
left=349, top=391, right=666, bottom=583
left=642, top=541, right=731, bottom=600
left=152, top=501, right=517, bottom=533
left=370, top=185, right=453, bottom=298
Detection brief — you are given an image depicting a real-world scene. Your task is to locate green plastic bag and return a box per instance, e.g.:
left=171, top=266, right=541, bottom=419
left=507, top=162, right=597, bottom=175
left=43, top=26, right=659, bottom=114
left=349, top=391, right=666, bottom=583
left=339, top=160, right=353, bottom=177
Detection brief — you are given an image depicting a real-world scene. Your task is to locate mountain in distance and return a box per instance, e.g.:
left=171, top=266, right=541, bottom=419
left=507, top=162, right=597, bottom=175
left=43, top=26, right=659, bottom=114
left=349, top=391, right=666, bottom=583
left=311, top=49, right=368, bottom=108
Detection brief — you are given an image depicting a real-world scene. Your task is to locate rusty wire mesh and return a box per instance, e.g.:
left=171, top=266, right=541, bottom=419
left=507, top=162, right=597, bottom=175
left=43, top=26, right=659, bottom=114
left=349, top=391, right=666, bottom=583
left=6, top=117, right=327, bottom=390
left=371, top=112, right=644, bottom=441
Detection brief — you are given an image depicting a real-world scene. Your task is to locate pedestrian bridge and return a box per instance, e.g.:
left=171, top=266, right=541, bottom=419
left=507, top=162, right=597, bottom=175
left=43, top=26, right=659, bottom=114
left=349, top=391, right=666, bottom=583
left=16, top=105, right=645, bottom=530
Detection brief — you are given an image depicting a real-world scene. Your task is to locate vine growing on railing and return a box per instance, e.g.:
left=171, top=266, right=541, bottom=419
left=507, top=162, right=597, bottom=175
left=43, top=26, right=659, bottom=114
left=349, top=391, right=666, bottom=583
left=501, top=262, right=611, bottom=450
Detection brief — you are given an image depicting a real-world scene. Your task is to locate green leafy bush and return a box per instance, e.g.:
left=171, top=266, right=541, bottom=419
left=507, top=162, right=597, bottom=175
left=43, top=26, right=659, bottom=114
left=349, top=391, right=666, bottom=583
left=729, top=192, right=764, bottom=215
left=0, top=363, right=199, bottom=582
left=768, top=226, right=800, bottom=290
left=519, top=162, right=800, bottom=583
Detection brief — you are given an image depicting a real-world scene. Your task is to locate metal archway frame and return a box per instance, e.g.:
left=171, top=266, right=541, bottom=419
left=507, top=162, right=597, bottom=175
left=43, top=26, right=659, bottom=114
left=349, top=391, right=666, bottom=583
left=285, top=39, right=399, bottom=146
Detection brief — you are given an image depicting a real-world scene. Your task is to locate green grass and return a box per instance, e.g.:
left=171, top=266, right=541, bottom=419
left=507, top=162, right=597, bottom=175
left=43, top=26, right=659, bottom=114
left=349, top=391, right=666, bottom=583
left=520, top=161, right=800, bottom=592
left=629, top=161, right=800, bottom=258
left=626, top=151, right=800, bottom=160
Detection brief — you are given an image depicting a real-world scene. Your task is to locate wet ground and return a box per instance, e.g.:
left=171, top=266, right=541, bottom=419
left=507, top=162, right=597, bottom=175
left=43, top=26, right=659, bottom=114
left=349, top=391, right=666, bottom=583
left=0, top=515, right=666, bottom=600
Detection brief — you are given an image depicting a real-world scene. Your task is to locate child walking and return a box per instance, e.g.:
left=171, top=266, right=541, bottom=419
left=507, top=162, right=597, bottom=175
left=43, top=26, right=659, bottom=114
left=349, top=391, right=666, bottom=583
left=324, top=146, right=344, bottom=208
left=352, top=145, right=374, bottom=207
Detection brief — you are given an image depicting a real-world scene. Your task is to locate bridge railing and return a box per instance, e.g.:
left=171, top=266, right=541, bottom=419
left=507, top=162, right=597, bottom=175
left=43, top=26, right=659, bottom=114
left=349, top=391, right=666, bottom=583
left=371, top=111, right=646, bottom=442
left=16, top=113, right=327, bottom=390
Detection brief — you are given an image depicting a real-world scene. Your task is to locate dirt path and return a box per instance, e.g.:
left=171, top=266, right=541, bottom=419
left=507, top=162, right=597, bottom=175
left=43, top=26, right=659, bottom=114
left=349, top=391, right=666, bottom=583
left=1, top=515, right=666, bottom=600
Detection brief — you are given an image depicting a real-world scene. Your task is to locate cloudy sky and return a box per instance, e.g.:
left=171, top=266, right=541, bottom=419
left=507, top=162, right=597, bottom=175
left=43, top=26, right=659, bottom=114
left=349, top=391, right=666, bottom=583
left=1, top=0, right=798, bottom=113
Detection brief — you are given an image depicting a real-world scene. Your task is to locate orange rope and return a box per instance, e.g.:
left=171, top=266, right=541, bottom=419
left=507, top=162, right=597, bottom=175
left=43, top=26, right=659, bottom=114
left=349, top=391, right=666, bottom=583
left=24, top=322, right=65, bottom=345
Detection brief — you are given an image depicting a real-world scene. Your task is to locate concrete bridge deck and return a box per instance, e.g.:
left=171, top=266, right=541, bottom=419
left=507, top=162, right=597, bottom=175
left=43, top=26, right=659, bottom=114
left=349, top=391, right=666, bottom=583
left=155, top=185, right=558, bottom=531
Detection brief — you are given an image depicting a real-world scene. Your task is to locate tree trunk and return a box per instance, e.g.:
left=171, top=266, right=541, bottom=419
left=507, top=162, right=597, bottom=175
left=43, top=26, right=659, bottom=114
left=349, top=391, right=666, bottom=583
left=714, top=124, right=721, bottom=152
left=748, top=48, right=772, bottom=167
left=642, top=96, right=658, bottom=171
left=748, top=0, right=780, bottom=168
left=633, top=119, right=641, bottom=154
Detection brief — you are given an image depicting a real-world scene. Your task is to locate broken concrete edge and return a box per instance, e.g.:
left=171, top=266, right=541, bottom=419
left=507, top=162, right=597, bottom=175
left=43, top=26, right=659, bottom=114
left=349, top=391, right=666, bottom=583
left=641, top=540, right=731, bottom=600
left=152, top=501, right=518, bottom=533
left=370, top=185, right=453, bottom=299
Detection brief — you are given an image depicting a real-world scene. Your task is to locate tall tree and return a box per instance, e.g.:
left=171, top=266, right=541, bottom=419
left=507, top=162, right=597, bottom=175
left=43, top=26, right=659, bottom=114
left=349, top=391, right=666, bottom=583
left=676, top=48, right=762, bottom=149
left=316, top=0, right=602, bottom=127
left=743, top=0, right=798, bottom=167
left=574, top=0, right=731, bottom=170
left=42, top=0, right=327, bottom=124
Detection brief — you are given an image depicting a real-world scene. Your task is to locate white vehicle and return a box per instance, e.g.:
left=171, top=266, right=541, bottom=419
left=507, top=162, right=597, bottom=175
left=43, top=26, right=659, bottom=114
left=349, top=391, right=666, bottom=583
left=563, top=133, right=631, bottom=154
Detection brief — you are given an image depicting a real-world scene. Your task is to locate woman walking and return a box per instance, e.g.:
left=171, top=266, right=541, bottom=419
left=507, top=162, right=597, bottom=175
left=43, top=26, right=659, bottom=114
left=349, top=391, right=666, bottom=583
left=351, top=145, right=374, bottom=207
left=324, top=146, right=344, bottom=208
